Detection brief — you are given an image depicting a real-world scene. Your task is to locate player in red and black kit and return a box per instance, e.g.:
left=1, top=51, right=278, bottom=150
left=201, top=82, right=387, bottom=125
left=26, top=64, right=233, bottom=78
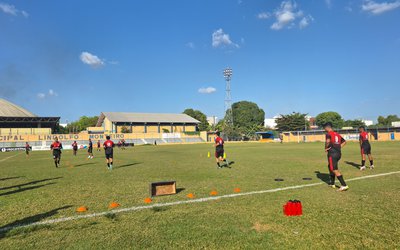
left=25, top=142, right=31, bottom=157
left=214, top=132, right=228, bottom=168
left=359, top=126, right=374, bottom=170
left=88, top=139, right=94, bottom=159
left=324, top=123, right=349, bottom=191
left=72, top=141, right=78, bottom=156
left=97, top=140, right=101, bottom=151
left=103, top=136, right=115, bottom=170
left=50, top=137, right=63, bottom=168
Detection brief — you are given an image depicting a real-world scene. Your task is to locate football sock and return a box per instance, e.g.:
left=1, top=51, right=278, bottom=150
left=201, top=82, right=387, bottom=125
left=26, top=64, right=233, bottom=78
left=337, top=175, right=347, bottom=186
left=217, top=162, right=220, bottom=167
left=362, top=160, right=365, bottom=166
left=107, top=163, right=110, bottom=168
left=370, top=160, right=373, bottom=165
left=329, top=173, right=335, bottom=185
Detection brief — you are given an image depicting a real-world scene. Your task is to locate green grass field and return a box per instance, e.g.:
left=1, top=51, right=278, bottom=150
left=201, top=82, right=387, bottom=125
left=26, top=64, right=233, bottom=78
left=1, top=141, right=400, bottom=249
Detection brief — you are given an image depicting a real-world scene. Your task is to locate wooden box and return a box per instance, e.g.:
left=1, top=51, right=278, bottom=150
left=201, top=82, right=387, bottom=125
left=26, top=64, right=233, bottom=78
left=150, top=181, right=177, bottom=197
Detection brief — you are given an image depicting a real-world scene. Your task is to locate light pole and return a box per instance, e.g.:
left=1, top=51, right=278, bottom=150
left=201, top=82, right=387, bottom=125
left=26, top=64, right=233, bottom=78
left=223, top=68, right=233, bottom=127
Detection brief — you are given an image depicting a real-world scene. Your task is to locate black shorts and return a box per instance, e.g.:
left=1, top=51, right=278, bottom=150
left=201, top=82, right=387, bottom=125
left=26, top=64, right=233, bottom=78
left=88, top=147, right=93, bottom=153
left=73, top=147, right=78, bottom=151
left=215, top=149, right=224, bottom=158
left=53, top=150, right=61, bottom=159
left=105, top=153, right=113, bottom=159
left=25, top=149, right=29, bottom=154
left=361, top=143, right=371, bottom=155
left=328, top=153, right=341, bottom=172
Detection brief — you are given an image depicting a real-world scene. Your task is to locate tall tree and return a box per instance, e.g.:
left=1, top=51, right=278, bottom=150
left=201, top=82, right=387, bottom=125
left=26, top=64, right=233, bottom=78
left=377, top=115, right=400, bottom=126
left=275, top=112, right=308, bottom=131
left=183, top=108, right=209, bottom=131
left=231, top=101, right=265, bottom=130
left=66, top=116, right=99, bottom=133
left=315, top=111, right=344, bottom=129
left=343, top=119, right=366, bottom=128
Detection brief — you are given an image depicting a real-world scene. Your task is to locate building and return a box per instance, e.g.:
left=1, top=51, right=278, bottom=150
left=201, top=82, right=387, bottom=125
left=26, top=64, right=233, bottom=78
left=0, top=98, right=60, bottom=135
left=96, top=112, right=200, bottom=133
left=362, top=120, right=374, bottom=126
left=207, top=116, right=218, bottom=126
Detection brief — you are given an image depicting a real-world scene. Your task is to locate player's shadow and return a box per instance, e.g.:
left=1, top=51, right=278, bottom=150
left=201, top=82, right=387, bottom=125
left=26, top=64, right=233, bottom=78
left=344, top=161, right=361, bottom=170
left=0, top=176, right=23, bottom=181
left=74, top=162, right=96, bottom=168
left=117, top=162, right=142, bottom=169
left=0, top=177, right=62, bottom=191
left=0, top=205, right=72, bottom=239
left=176, top=188, right=185, bottom=194
left=222, top=161, right=235, bottom=168
left=0, top=183, right=56, bottom=197
left=314, top=171, right=330, bottom=185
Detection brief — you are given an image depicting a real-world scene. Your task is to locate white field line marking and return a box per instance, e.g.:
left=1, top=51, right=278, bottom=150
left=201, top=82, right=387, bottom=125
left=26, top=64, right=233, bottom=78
left=1, top=170, right=400, bottom=233
left=0, top=153, right=22, bottom=163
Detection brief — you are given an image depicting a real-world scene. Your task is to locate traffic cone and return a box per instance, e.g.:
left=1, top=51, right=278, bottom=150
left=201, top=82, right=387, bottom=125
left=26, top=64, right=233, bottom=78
left=223, top=152, right=227, bottom=159
left=207, top=152, right=210, bottom=158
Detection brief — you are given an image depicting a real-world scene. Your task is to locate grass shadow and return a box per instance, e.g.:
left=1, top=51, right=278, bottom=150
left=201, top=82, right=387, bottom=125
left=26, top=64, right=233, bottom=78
left=74, top=162, right=96, bottom=168
left=344, top=161, right=361, bottom=170
left=0, top=176, right=23, bottom=181
left=117, top=162, right=142, bottom=169
left=314, top=171, right=330, bottom=185
left=0, top=205, right=72, bottom=239
left=176, top=188, right=185, bottom=194
left=0, top=177, right=63, bottom=191
left=0, top=183, right=56, bottom=197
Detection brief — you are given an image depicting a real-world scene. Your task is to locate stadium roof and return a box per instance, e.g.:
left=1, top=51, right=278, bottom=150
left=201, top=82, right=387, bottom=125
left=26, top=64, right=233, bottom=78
left=97, top=112, right=200, bottom=125
left=0, top=98, right=37, bottom=117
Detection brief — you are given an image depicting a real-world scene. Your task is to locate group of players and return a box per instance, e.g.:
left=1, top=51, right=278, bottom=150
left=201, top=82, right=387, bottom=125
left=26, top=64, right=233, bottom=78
left=47, top=136, right=116, bottom=170
left=213, top=124, right=375, bottom=192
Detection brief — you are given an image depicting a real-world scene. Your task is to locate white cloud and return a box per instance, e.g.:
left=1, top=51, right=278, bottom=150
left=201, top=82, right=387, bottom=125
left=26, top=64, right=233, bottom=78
left=212, top=29, right=239, bottom=48
left=362, top=0, right=400, bottom=15
left=186, top=42, right=195, bottom=49
left=79, top=51, right=105, bottom=68
left=299, top=15, right=313, bottom=29
left=48, top=89, right=58, bottom=97
left=0, top=2, right=28, bottom=17
left=198, top=87, right=217, bottom=94
left=257, top=12, right=271, bottom=19
left=37, top=89, right=58, bottom=99
left=325, top=0, right=332, bottom=8
left=270, top=0, right=310, bottom=30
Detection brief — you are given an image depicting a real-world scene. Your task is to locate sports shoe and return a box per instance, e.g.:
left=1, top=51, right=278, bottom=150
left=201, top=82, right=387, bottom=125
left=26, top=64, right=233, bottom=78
left=338, top=186, right=349, bottom=192
left=360, top=166, right=366, bottom=171
left=87, top=156, right=90, bottom=159
left=370, top=165, right=374, bottom=169
left=330, top=185, right=337, bottom=189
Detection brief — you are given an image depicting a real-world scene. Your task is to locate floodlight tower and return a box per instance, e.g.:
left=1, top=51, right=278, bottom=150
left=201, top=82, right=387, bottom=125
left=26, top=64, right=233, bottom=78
left=223, top=68, right=233, bottom=127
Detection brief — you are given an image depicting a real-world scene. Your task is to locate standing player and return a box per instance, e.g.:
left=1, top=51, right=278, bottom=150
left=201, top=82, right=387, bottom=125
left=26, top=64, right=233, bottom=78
left=97, top=140, right=101, bottom=151
left=359, top=126, right=374, bottom=170
left=324, top=123, right=349, bottom=191
left=87, top=138, right=93, bottom=159
left=50, top=137, right=63, bottom=168
left=72, top=141, right=78, bottom=156
left=214, top=132, right=228, bottom=168
left=103, top=136, right=115, bottom=170
left=25, top=142, right=31, bottom=157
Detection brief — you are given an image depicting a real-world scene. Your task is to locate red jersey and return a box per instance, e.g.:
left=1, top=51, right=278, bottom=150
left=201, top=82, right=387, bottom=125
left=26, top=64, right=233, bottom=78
left=359, top=131, right=369, bottom=142
left=326, top=131, right=345, bottom=154
left=51, top=141, right=63, bottom=151
left=103, top=140, right=114, bottom=148
left=72, top=142, right=78, bottom=149
left=25, top=143, right=30, bottom=149
left=215, top=136, right=224, bottom=150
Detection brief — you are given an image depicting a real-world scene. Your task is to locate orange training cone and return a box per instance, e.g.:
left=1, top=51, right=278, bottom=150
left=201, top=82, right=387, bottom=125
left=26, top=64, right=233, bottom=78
left=109, top=202, right=120, bottom=209
left=234, top=188, right=241, bottom=193
left=187, top=193, right=195, bottom=199
left=144, top=197, right=152, bottom=204
left=76, top=206, right=88, bottom=212
left=210, top=190, right=218, bottom=196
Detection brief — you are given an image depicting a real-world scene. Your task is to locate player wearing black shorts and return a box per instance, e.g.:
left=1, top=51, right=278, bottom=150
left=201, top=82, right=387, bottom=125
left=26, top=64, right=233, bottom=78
left=88, top=139, right=93, bottom=159
left=359, top=126, right=374, bottom=171
left=72, top=141, right=78, bottom=156
left=324, top=123, right=348, bottom=191
left=214, top=132, right=227, bottom=169
left=97, top=140, right=101, bottom=151
left=50, top=137, right=63, bottom=168
left=103, top=136, right=115, bottom=170
left=25, top=142, right=30, bottom=157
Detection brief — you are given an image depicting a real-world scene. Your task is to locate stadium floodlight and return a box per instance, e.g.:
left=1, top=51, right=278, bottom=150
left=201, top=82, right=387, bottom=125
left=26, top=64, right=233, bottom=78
left=223, top=68, right=233, bottom=127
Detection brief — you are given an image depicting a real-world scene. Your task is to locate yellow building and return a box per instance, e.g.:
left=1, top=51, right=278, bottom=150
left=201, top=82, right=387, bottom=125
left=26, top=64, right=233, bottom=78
left=96, top=112, right=200, bottom=134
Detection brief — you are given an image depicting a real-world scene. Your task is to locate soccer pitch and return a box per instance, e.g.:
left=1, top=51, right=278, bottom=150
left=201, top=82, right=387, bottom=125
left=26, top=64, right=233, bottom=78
left=1, top=142, right=400, bottom=249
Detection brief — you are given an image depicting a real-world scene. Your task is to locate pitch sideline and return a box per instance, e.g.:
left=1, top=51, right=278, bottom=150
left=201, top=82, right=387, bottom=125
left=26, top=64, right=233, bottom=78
left=1, top=170, right=399, bottom=233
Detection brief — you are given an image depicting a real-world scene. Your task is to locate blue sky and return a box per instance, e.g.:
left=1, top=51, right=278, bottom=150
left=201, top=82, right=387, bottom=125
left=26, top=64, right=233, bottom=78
left=1, top=0, right=399, bottom=123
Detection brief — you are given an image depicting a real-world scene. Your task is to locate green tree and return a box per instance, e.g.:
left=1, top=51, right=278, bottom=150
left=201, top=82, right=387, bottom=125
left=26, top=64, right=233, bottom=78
left=183, top=108, right=209, bottom=131
left=377, top=115, right=400, bottom=126
left=65, top=116, right=99, bottom=133
left=120, top=126, right=131, bottom=133
left=231, top=101, right=265, bottom=132
left=275, top=112, right=308, bottom=131
left=343, top=119, right=366, bottom=128
left=315, top=112, right=344, bottom=129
